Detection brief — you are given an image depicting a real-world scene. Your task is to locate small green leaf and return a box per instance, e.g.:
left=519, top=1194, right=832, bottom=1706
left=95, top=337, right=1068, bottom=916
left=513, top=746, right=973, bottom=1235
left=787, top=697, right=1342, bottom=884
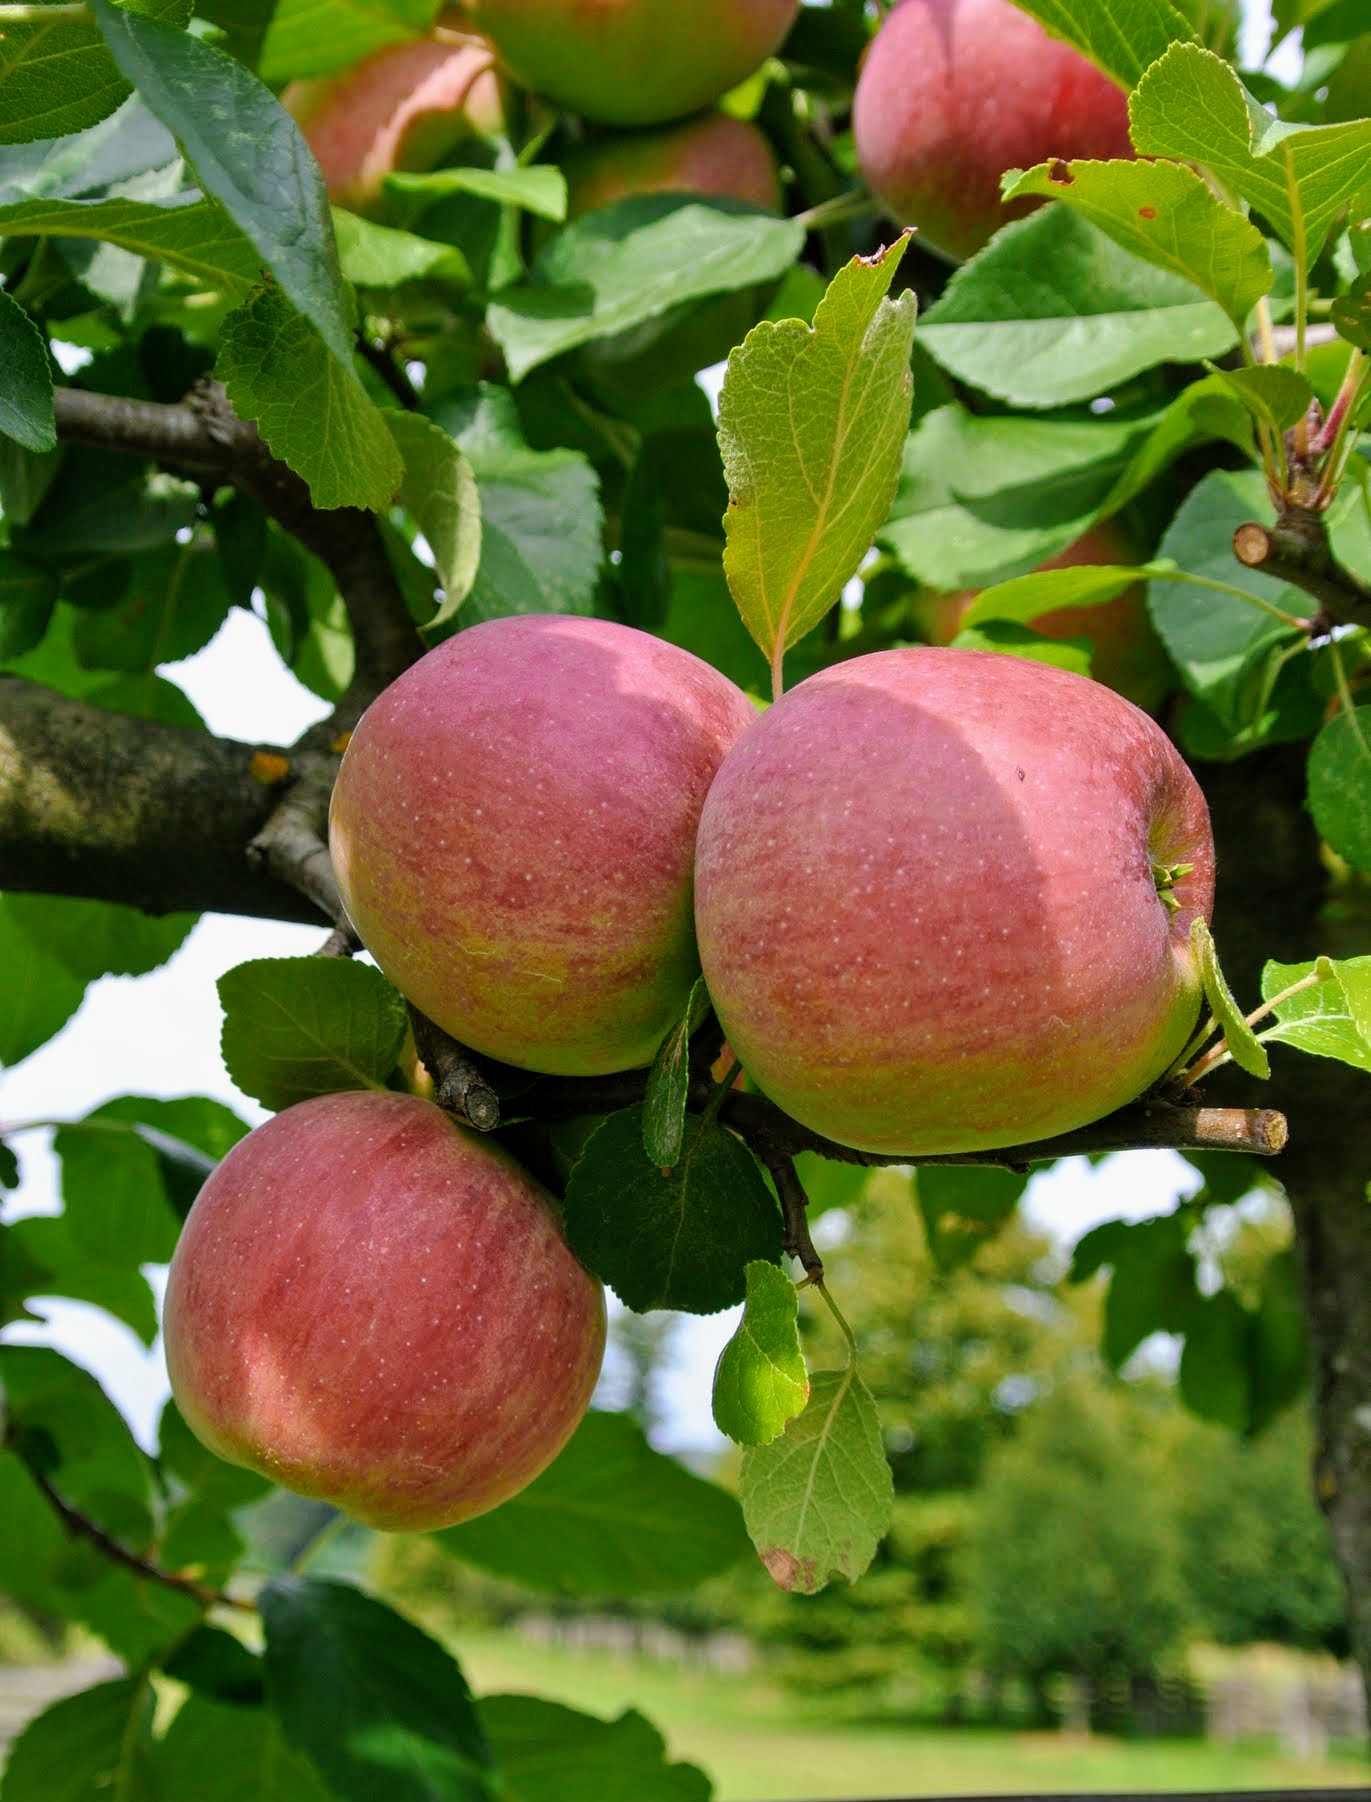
left=0, top=287, right=54, bottom=452
left=217, top=286, right=404, bottom=511
left=152, top=1697, right=334, bottom=1802
left=1261, top=954, right=1371, bottom=1072
left=478, top=1695, right=710, bottom=1802
left=162, top=1630, right=266, bottom=1707
left=91, top=0, right=354, bottom=367
left=217, top=956, right=408, bottom=1110
left=160, top=1398, right=274, bottom=1509
left=487, top=196, right=803, bottom=382
left=1179, top=1289, right=1254, bottom=1432
left=438, top=1410, right=749, bottom=1596
left=712, top=1260, right=808, bottom=1446
left=949, top=619, right=1093, bottom=675
left=740, top=1365, right=894, bottom=1595
left=54, top=1115, right=181, bottom=1267
left=641, top=976, right=711, bottom=1169
left=2, top=1214, right=159, bottom=1345
left=386, top=164, right=568, bottom=222
left=1331, top=272, right=1371, bottom=351
left=1209, top=364, right=1318, bottom=437
left=917, top=1165, right=1029, bottom=1272
left=1191, top=916, right=1269, bottom=1079
left=4, top=893, right=194, bottom=983
left=428, top=385, right=603, bottom=627
left=0, top=1677, right=154, bottom=1802
left=1000, top=157, right=1270, bottom=336
left=1071, top=1213, right=1200, bottom=1368
left=332, top=207, right=471, bottom=290
left=0, top=897, right=87, bottom=1067
left=964, top=562, right=1149, bottom=627
left=1008, top=0, right=1194, bottom=89
left=719, top=237, right=916, bottom=681
left=1308, top=705, right=1371, bottom=871
left=563, top=1107, right=782, bottom=1314
left=0, top=194, right=262, bottom=297
left=387, top=411, right=481, bottom=628
left=261, top=1577, right=495, bottom=1802
left=0, top=550, right=57, bottom=659
left=1131, top=43, right=1371, bottom=272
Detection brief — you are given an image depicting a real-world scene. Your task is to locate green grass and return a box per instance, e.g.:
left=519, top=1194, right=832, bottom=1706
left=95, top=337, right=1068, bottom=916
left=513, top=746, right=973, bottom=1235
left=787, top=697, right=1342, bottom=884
left=452, top=1629, right=1369, bottom=1802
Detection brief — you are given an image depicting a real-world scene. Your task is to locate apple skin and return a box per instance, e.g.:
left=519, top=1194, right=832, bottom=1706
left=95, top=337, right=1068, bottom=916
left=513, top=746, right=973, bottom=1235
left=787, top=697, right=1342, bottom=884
left=471, top=0, right=800, bottom=126
left=694, top=648, right=1214, bottom=1156
left=329, top=615, right=758, bottom=1076
left=564, top=113, right=781, bottom=217
left=853, top=0, right=1133, bottom=262
left=283, top=17, right=504, bottom=213
left=163, top=1091, right=606, bottom=1532
left=911, top=524, right=1175, bottom=714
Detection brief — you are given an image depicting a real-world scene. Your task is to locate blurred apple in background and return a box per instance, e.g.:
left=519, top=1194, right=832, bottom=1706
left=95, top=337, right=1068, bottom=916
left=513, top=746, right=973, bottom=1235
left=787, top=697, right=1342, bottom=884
left=854, top=0, right=1133, bottom=261
left=563, top=112, right=781, bottom=218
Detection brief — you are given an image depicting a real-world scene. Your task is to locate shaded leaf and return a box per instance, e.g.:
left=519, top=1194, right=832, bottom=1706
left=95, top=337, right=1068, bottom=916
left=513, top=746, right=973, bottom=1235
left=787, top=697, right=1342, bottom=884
left=479, top=1695, right=709, bottom=1802
left=0, top=287, right=54, bottom=452
left=387, top=410, right=481, bottom=627
left=917, top=1165, right=1029, bottom=1272
left=641, top=977, right=710, bottom=1169
left=1008, top=0, right=1193, bottom=88
left=1308, top=704, right=1371, bottom=870
left=153, top=1696, right=335, bottom=1801
left=0, top=1677, right=154, bottom=1802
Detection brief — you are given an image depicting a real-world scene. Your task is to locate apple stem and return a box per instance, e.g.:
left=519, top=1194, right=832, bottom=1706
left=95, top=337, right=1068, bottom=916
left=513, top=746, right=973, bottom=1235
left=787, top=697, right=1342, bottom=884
left=814, top=1277, right=859, bottom=1369
left=697, top=1057, right=743, bottom=1133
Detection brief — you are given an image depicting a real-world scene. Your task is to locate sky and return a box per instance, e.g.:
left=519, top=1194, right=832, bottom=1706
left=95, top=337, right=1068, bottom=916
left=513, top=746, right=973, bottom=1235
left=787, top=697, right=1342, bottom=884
left=1, top=0, right=1290, bottom=1458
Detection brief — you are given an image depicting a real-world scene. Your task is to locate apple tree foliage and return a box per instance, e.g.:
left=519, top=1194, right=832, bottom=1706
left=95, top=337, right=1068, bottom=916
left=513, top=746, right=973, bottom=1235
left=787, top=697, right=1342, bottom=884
left=0, top=0, right=1370, bottom=1793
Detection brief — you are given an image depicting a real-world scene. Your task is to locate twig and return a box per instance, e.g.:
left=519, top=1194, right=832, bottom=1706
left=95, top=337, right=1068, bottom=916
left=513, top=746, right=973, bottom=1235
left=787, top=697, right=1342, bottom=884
left=357, top=336, right=421, bottom=411
left=315, top=923, right=361, bottom=957
left=758, top=1147, right=824, bottom=1281
left=246, top=750, right=348, bottom=928
left=1232, top=509, right=1371, bottom=630
left=24, top=1462, right=252, bottom=1615
left=408, top=1006, right=501, bottom=1132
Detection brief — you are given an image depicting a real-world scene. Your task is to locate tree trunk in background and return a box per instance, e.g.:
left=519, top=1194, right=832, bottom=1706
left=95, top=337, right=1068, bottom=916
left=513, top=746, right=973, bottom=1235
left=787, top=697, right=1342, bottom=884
left=1201, top=749, right=1371, bottom=1721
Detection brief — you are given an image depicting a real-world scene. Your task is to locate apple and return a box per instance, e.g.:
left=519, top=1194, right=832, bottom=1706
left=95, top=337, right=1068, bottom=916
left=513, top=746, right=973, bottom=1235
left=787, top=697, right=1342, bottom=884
left=853, top=0, right=1134, bottom=262
left=283, top=14, right=504, bottom=214
left=163, top=1090, right=606, bottom=1531
left=911, top=523, right=1175, bottom=714
left=563, top=113, right=781, bottom=218
left=471, top=0, right=800, bottom=127
left=329, top=615, right=758, bottom=1075
left=694, top=647, right=1214, bottom=1156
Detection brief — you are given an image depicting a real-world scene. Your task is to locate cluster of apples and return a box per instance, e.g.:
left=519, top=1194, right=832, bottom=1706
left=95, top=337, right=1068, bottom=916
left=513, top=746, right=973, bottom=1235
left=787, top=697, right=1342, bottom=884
left=165, top=622, right=1212, bottom=1532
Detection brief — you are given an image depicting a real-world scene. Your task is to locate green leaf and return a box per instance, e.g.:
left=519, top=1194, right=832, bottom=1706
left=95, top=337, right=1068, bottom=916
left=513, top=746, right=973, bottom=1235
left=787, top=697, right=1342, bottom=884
left=916, top=1165, right=1029, bottom=1272
left=1191, top=916, right=1269, bottom=1079
left=54, top=1113, right=182, bottom=1266
left=1179, top=1289, right=1253, bottom=1432
left=261, top=0, right=439, bottom=82
left=1008, top=0, right=1194, bottom=89
left=1308, top=705, right=1371, bottom=870
left=712, top=1260, right=808, bottom=1447
left=563, top=1107, right=782, bottom=1314
left=0, top=897, right=87, bottom=1067
left=964, top=562, right=1149, bottom=628
left=0, top=549, right=57, bottom=658
left=438, top=1410, right=748, bottom=1596
left=0, top=1345, right=154, bottom=1529
left=1210, top=364, right=1318, bottom=437
left=719, top=238, right=916, bottom=680
left=1331, top=272, right=1371, bottom=351
left=163, top=1629, right=266, bottom=1706
left=487, top=196, right=804, bottom=383
left=1070, top=1214, right=1199, bottom=1368
left=641, top=976, right=710, bottom=1170
left=1260, top=955, right=1371, bottom=1072
left=429, top=385, right=603, bottom=625
left=332, top=206, right=471, bottom=290
left=950, top=620, right=1093, bottom=674
left=740, top=1365, right=894, bottom=1595
left=160, top=1397, right=275, bottom=1508
left=1147, top=467, right=1312, bottom=727
left=90, top=0, right=354, bottom=367
left=879, top=404, right=1149, bottom=589
left=4, top=892, right=194, bottom=983
left=0, top=0, right=190, bottom=146
left=1131, top=43, right=1371, bottom=271
left=153, top=1697, right=335, bottom=1802
left=261, top=1576, right=495, bottom=1802
left=387, top=411, right=481, bottom=628
left=217, top=286, right=405, bottom=511
left=999, top=158, right=1271, bottom=338
left=0, top=286, right=54, bottom=452
left=0, top=194, right=262, bottom=297
left=0, top=1677, right=154, bottom=1802
left=386, top=164, right=568, bottom=222
left=218, top=956, right=408, bottom=1110
left=479, top=1696, right=709, bottom=1802
left=72, top=540, right=231, bottom=673
left=2, top=1213, right=159, bottom=1344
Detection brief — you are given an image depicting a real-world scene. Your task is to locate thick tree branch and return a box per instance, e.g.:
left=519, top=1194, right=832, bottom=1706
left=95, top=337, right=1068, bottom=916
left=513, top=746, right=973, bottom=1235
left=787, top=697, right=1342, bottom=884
left=0, top=677, right=328, bottom=923
left=1233, top=508, right=1371, bottom=630
left=53, top=383, right=421, bottom=733
left=408, top=1005, right=502, bottom=1131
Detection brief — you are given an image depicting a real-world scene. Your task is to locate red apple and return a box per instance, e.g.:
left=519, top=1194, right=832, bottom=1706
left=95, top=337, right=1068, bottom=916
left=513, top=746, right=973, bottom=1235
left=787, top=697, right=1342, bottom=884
left=694, top=648, right=1214, bottom=1156
left=283, top=15, right=504, bottom=214
left=471, top=0, right=800, bottom=127
left=853, top=0, right=1134, bottom=262
left=911, top=523, right=1175, bottom=713
left=563, top=113, right=781, bottom=218
left=329, top=616, right=757, bottom=1075
left=163, top=1090, right=605, bottom=1531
